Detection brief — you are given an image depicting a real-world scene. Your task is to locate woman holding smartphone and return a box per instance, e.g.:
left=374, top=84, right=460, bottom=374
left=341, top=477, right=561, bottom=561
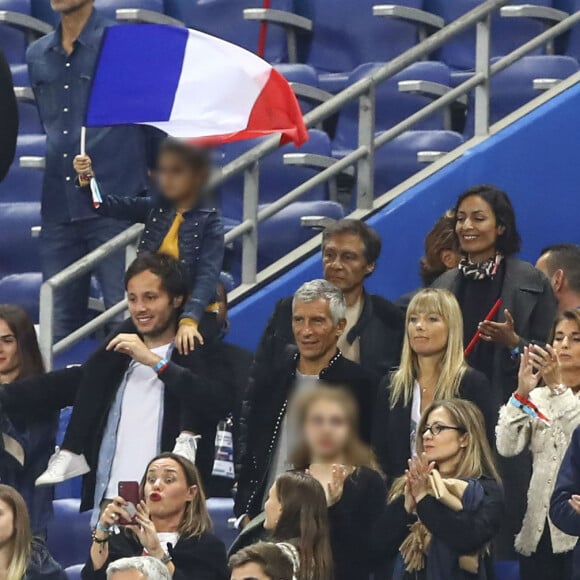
left=83, top=452, right=228, bottom=580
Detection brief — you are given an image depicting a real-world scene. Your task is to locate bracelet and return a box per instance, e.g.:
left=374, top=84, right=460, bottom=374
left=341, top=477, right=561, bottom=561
left=91, top=529, right=110, bottom=544
left=512, top=392, right=551, bottom=426
left=96, top=522, right=111, bottom=534
left=159, top=552, right=172, bottom=565
left=153, top=358, right=169, bottom=374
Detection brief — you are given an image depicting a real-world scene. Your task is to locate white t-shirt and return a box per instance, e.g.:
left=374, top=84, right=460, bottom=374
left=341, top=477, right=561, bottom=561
left=105, top=343, right=171, bottom=498
left=410, top=380, right=421, bottom=456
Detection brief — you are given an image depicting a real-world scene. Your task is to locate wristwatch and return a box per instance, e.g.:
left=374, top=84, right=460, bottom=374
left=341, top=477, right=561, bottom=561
left=160, top=552, right=172, bottom=565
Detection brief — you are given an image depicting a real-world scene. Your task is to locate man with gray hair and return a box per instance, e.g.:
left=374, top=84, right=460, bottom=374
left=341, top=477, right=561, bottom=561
left=107, top=556, right=171, bottom=580
left=235, top=279, right=376, bottom=521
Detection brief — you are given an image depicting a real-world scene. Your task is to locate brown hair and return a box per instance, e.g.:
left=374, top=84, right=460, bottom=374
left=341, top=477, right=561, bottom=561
left=0, top=305, right=45, bottom=380
left=290, top=386, right=379, bottom=472
left=551, top=308, right=580, bottom=341
left=140, top=453, right=211, bottom=537
left=0, top=485, right=32, bottom=579
left=272, top=472, right=333, bottom=580
left=229, top=542, right=294, bottom=580
left=419, top=211, right=459, bottom=286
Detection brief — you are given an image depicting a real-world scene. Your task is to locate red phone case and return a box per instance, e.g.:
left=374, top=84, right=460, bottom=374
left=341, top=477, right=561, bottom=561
left=118, top=481, right=140, bottom=525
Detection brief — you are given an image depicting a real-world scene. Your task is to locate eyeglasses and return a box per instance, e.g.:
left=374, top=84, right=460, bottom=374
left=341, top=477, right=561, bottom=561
left=421, top=423, right=466, bottom=437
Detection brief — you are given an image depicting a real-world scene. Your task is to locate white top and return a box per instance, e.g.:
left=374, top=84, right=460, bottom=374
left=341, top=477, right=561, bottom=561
left=106, top=343, right=171, bottom=498
left=337, top=297, right=363, bottom=364
left=409, top=380, right=421, bottom=455
left=263, top=371, right=319, bottom=504
left=157, top=532, right=180, bottom=552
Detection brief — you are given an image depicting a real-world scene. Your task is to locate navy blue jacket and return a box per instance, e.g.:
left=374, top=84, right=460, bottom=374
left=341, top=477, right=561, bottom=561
left=95, top=191, right=224, bottom=323
left=550, top=425, right=580, bottom=578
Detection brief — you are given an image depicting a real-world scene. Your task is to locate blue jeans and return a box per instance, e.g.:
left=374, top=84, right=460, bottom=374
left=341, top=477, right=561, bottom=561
left=40, top=217, right=128, bottom=341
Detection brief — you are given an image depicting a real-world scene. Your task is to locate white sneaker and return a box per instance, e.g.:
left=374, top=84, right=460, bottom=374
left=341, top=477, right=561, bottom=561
left=35, top=449, right=90, bottom=486
left=172, top=434, right=200, bottom=465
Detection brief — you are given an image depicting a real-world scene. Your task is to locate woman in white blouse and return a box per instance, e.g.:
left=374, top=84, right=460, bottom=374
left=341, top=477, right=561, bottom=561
left=496, top=308, right=580, bottom=580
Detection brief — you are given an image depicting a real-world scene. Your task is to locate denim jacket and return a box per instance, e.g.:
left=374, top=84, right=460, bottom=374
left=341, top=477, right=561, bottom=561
left=95, top=191, right=224, bottom=322
left=26, top=10, right=151, bottom=224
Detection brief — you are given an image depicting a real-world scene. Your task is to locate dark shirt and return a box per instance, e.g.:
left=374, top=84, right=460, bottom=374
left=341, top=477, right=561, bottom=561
left=26, top=10, right=152, bottom=224
left=25, top=540, right=67, bottom=580
left=458, top=260, right=506, bottom=380
left=81, top=529, right=229, bottom=580
left=0, top=50, right=17, bottom=182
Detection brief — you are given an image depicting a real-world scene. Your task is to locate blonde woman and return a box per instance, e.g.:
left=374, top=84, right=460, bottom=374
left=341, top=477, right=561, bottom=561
left=84, top=453, right=228, bottom=580
left=0, top=484, right=65, bottom=579
left=372, top=289, right=499, bottom=483
left=375, top=399, right=504, bottom=580
left=496, top=309, right=580, bottom=580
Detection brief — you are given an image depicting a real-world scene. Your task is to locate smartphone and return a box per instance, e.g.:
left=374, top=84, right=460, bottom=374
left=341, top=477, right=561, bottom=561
left=118, top=481, right=140, bottom=526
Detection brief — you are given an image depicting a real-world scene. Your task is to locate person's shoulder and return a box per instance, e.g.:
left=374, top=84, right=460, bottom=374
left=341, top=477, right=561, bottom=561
left=367, top=294, right=405, bottom=324
left=460, top=367, right=490, bottom=391
left=353, top=465, right=386, bottom=485
left=26, top=33, right=56, bottom=62
left=178, top=531, right=227, bottom=557
left=431, top=268, right=460, bottom=290
left=26, top=540, right=65, bottom=578
left=505, top=256, right=547, bottom=287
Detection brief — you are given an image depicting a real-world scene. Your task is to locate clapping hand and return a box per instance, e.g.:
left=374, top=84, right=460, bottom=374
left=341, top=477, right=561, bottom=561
left=516, top=346, right=542, bottom=398
left=134, top=501, right=164, bottom=558
left=326, top=464, right=352, bottom=507
left=406, top=453, right=435, bottom=503
left=529, top=344, right=562, bottom=391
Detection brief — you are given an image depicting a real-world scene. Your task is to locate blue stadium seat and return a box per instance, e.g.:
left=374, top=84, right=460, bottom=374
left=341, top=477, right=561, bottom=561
left=307, top=0, right=440, bottom=92
left=464, top=55, right=579, bottom=136
left=0, top=201, right=40, bottom=276
left=275, top=63, right=329, bottom=114
left=219, top=129, right=330, bottom=221
left=47, top=499, right=92, bottom=569
left=333, top=62, right=452, bottom=152
left=0, top=134, right=45, bottom=202
left=65, top=565, right=83, bottom=580
left=374, top=130, right=464, bottom=196
left=554, top=0, right=580, bottom=58
left=30, top=0, right=58, bottom=27
left=0, top=273, right=41, bottom=321
left=495, top=560, right=520, bottom=580
left=164, top=0, right=295, bottom=63
left=94, top=0, right=164, bottom=20
left=207, top=498, right=237, bottom=549
left=0, top=0, right=30, bottom=64
left=426, top=0, right=559, bottom=70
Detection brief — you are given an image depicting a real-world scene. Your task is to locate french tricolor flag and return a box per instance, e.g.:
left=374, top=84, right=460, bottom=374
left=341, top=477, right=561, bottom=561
left=85, top=24, right=308, bottom=146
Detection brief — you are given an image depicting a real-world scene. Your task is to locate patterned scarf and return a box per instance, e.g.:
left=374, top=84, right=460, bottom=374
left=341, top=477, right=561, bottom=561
left=458, top=253, right=503, bottom=281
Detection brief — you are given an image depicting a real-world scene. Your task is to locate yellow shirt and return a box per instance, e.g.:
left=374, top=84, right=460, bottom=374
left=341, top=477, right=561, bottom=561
left=158, top=212, right=183, bottom=260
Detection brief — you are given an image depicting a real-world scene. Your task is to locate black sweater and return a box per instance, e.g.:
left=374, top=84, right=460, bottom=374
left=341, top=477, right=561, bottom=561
left=81, top=530, right=228, bottom=580
left=327, top=467, right=388, bottom=580
left=0, top=50, right=17, bottom=183
left=372, top=368, right=500, bottom=483
left=373, top=478, right=504, bottom=580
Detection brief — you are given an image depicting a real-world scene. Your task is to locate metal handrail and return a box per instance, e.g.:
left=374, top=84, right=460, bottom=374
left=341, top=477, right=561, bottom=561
left=38, top=0, right=580, bottom=367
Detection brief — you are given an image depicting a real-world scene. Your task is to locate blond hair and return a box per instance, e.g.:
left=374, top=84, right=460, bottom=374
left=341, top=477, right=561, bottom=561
left=389, top=399, right=500, bottom=501
left=290, top=386, right=379, bottom=471
left=390, top=289, right=467, bottom=408
left=0, top=485, right=32, bottom=579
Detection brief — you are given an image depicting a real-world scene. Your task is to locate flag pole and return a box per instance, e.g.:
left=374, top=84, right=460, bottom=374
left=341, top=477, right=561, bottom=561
left=80, top=126, right=86, bottom=156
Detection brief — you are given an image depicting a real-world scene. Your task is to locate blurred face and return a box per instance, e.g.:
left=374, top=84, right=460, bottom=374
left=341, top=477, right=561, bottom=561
left=144, top=458, right=195, bottom=520
left=421, top=408, right=467, bottom=471
left=231, top=563, right=271, bottom=580
left=553, top=319, right=580, bottom=374
left=303, top=398, right=350, bottom=460
left=292, top=300, right=345, bottom=363
left=455, top=195, right=504, bottom=263
left=263, top=484, right=282, bottom=531
left=322, top=233, right=374, bottom=294
left=0, top=499, right=15, bottom=546
left=407, top=311, right=448, bottom=357
left=0, top=319, right=19, bottom=380
left=50, top=0, right=91, bottom=14
left=126, top=270, right=183, bottom=338
left=157, top=152, right=206, bottom=206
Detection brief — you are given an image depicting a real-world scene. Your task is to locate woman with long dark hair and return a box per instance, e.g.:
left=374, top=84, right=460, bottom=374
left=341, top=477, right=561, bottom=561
left=372, top=289, right=498, bottom=485
left=292, top=387, right=386, bottom=580
left=84, top=452, right=228, bottom=580
left=0, top=484, right=65, bottom=579
left=376, top=399, right=504, bottom=580
left=263, top=471, right=333, bottom=580
left=0, top=304, right=58, bottom=535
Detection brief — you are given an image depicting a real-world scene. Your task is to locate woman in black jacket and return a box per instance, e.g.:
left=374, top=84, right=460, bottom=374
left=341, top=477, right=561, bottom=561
left=372, top=288, right=498, bottom=485
left=292, top=387, right=388, bottom=580
left=82, top=453, right=228, bottom=580
left=375, top=399, right=504, bottom=580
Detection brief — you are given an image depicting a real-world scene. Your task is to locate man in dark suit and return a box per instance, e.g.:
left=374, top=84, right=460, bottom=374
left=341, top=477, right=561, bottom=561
left=235, top=279, right=376, bottom=521
left=255, top=219, right=404, bottom=381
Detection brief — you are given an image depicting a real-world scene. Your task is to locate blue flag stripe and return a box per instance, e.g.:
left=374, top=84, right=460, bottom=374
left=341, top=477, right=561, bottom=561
left=86, top=25, right=188, bottom=126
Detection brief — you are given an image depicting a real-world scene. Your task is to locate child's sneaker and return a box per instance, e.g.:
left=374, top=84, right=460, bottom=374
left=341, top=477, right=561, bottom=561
left=35, top=449, right=90, bottom=486
left=172, top=433, right=200, bottom=465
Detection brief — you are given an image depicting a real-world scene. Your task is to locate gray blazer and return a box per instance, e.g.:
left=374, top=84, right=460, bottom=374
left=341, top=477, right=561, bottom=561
left=432, top=256, right=557, bottom=401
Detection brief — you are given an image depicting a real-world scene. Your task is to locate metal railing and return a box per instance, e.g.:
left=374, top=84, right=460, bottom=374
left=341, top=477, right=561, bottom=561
left=37, top=0, right=580, bottom=368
